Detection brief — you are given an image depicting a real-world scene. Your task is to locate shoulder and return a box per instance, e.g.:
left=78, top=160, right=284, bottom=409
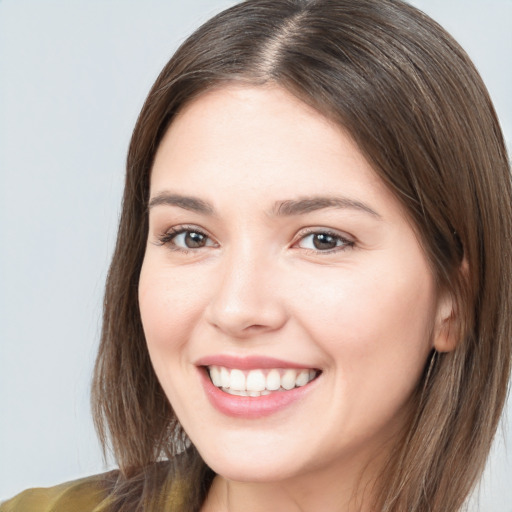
left=0, top=471, right=118, bottom=512
left=0, top=463, right=192, bottom=512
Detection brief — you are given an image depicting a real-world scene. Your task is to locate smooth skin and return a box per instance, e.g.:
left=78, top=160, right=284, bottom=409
left=139, top=85, right=454, bottom=512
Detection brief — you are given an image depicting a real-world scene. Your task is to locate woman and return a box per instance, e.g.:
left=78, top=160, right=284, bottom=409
left=2, top=0, right=510, bottom=510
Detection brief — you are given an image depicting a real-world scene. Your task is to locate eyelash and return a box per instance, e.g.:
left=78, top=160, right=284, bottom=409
left=293, top=228, right=355, bottom=254
left=156, top=226, right=216, bottom=254
left=156, top=226, right=355, bottom=255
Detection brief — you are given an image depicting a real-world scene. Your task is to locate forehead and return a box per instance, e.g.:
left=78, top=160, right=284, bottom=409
left=150, top=85, right=402, bottom=221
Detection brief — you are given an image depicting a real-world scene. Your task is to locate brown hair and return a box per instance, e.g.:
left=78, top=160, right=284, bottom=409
left=92, top=0, right=512, bottom=510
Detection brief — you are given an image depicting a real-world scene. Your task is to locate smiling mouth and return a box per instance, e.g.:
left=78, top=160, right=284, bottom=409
left=206, top=366, right=320, bottom=397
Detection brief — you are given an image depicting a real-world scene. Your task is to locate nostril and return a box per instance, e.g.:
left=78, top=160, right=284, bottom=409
left=206, top=302, right=288, bottom=338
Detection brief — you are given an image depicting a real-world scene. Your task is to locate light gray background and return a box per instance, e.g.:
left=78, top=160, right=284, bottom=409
left=1, top=0, right=510, bottom=509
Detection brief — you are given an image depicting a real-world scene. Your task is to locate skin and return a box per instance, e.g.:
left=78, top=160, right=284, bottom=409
left=139, top=85, right=453, bottom=512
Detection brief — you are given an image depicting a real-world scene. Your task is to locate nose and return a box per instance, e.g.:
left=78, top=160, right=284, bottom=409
left=205, top=249, right=288, bottom=339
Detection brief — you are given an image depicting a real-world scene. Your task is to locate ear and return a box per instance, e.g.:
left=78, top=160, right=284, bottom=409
left=433, top=259, right=468, bottom=353
left=433, top=290, right=457, bottom=353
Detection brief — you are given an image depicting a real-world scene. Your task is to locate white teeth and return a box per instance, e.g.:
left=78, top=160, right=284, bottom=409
left=220, top=366, right=230, bottom=388
left=296, top=370, right=310, bottom=387
left=281, top=369, right=297, bottom=390
left=207, top=365, right=318, bottom=395
left=226, top=389, right=248, bottom=396
left=266, top=369, right=281, bottom=391
left=246, top=370, right=266, bottom=392
left=230, top=369, right=246, bottom=391
left=209, top=366, right=221, bottom=387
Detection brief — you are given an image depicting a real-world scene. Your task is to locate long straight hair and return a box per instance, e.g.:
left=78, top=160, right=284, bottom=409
left=92, top=1, right=512, bottom=510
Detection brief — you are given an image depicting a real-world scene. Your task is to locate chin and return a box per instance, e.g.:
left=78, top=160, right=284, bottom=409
left=194, top=441, right=304, bottom=483
left=206, top=458, right=297, bottom=483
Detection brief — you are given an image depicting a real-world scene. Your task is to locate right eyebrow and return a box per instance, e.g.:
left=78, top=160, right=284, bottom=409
left=147, top=192, right=215, bottom=215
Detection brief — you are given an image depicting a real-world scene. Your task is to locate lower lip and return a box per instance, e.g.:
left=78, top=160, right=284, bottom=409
left=199, top=368, right=318, bottom=418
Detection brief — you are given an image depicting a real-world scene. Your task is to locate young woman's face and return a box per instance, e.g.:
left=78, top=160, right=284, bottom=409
left=139, top=85, right=450, bottom=484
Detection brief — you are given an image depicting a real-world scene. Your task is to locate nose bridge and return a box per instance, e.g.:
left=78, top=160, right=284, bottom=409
left=206, top=241, right=286, bottom=337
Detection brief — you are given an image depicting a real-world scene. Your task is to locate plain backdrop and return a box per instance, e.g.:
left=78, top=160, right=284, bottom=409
left=0, top=0, right=511, bottom=509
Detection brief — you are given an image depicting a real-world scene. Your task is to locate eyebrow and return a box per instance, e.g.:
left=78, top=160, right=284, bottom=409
left=147, top=192, right=381, bottom=219
left=148, top=193, right=215, bottom=215
left=272, top=196, right=381, bottom=218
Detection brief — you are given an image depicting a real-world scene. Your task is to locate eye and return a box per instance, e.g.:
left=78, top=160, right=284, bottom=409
left=174, top=230, right=209, bottom=248
left=296, top=230, right=354, bottom=252
left=158, top=227, right=216, bottom=251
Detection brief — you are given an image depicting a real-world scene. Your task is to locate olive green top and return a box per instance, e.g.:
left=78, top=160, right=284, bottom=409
left=0, top=473, right=113, bottom=512
left=0, top=470, right=188, bottom=512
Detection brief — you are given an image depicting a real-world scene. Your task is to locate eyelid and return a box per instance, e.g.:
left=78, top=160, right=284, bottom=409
left=156, top=224, right=218, bottom=251
left=292, top=227, right=356, bottom=253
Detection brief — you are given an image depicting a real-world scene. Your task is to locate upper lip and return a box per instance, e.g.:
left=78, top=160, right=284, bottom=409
left=194, top=354, right=317, bottom=370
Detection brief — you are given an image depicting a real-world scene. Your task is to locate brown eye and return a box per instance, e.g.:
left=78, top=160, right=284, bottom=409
left=297, top=231, right=354, bottom=252
left=312, top=233, right=338, bottom=250
left=184, top=231, right=207, bottom=248
left=160, top=228, right=216, bottom=251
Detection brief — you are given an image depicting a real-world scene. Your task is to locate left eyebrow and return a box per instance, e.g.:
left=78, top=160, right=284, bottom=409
left=271, top=196, right=382, bottom=219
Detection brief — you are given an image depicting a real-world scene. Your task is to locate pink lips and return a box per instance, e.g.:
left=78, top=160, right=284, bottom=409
left=195, top=354, right=315, bottom=370
left=196, top=355, right=319, bottom=418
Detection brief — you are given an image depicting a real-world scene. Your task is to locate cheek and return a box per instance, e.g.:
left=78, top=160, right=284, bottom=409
left=138, top=258, right=211, bottom=419
left=138, top=257, right=207, bottom=358
left=299, top=268, right=434, bottom=339
left=293, top=257, right=437, bottom=392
